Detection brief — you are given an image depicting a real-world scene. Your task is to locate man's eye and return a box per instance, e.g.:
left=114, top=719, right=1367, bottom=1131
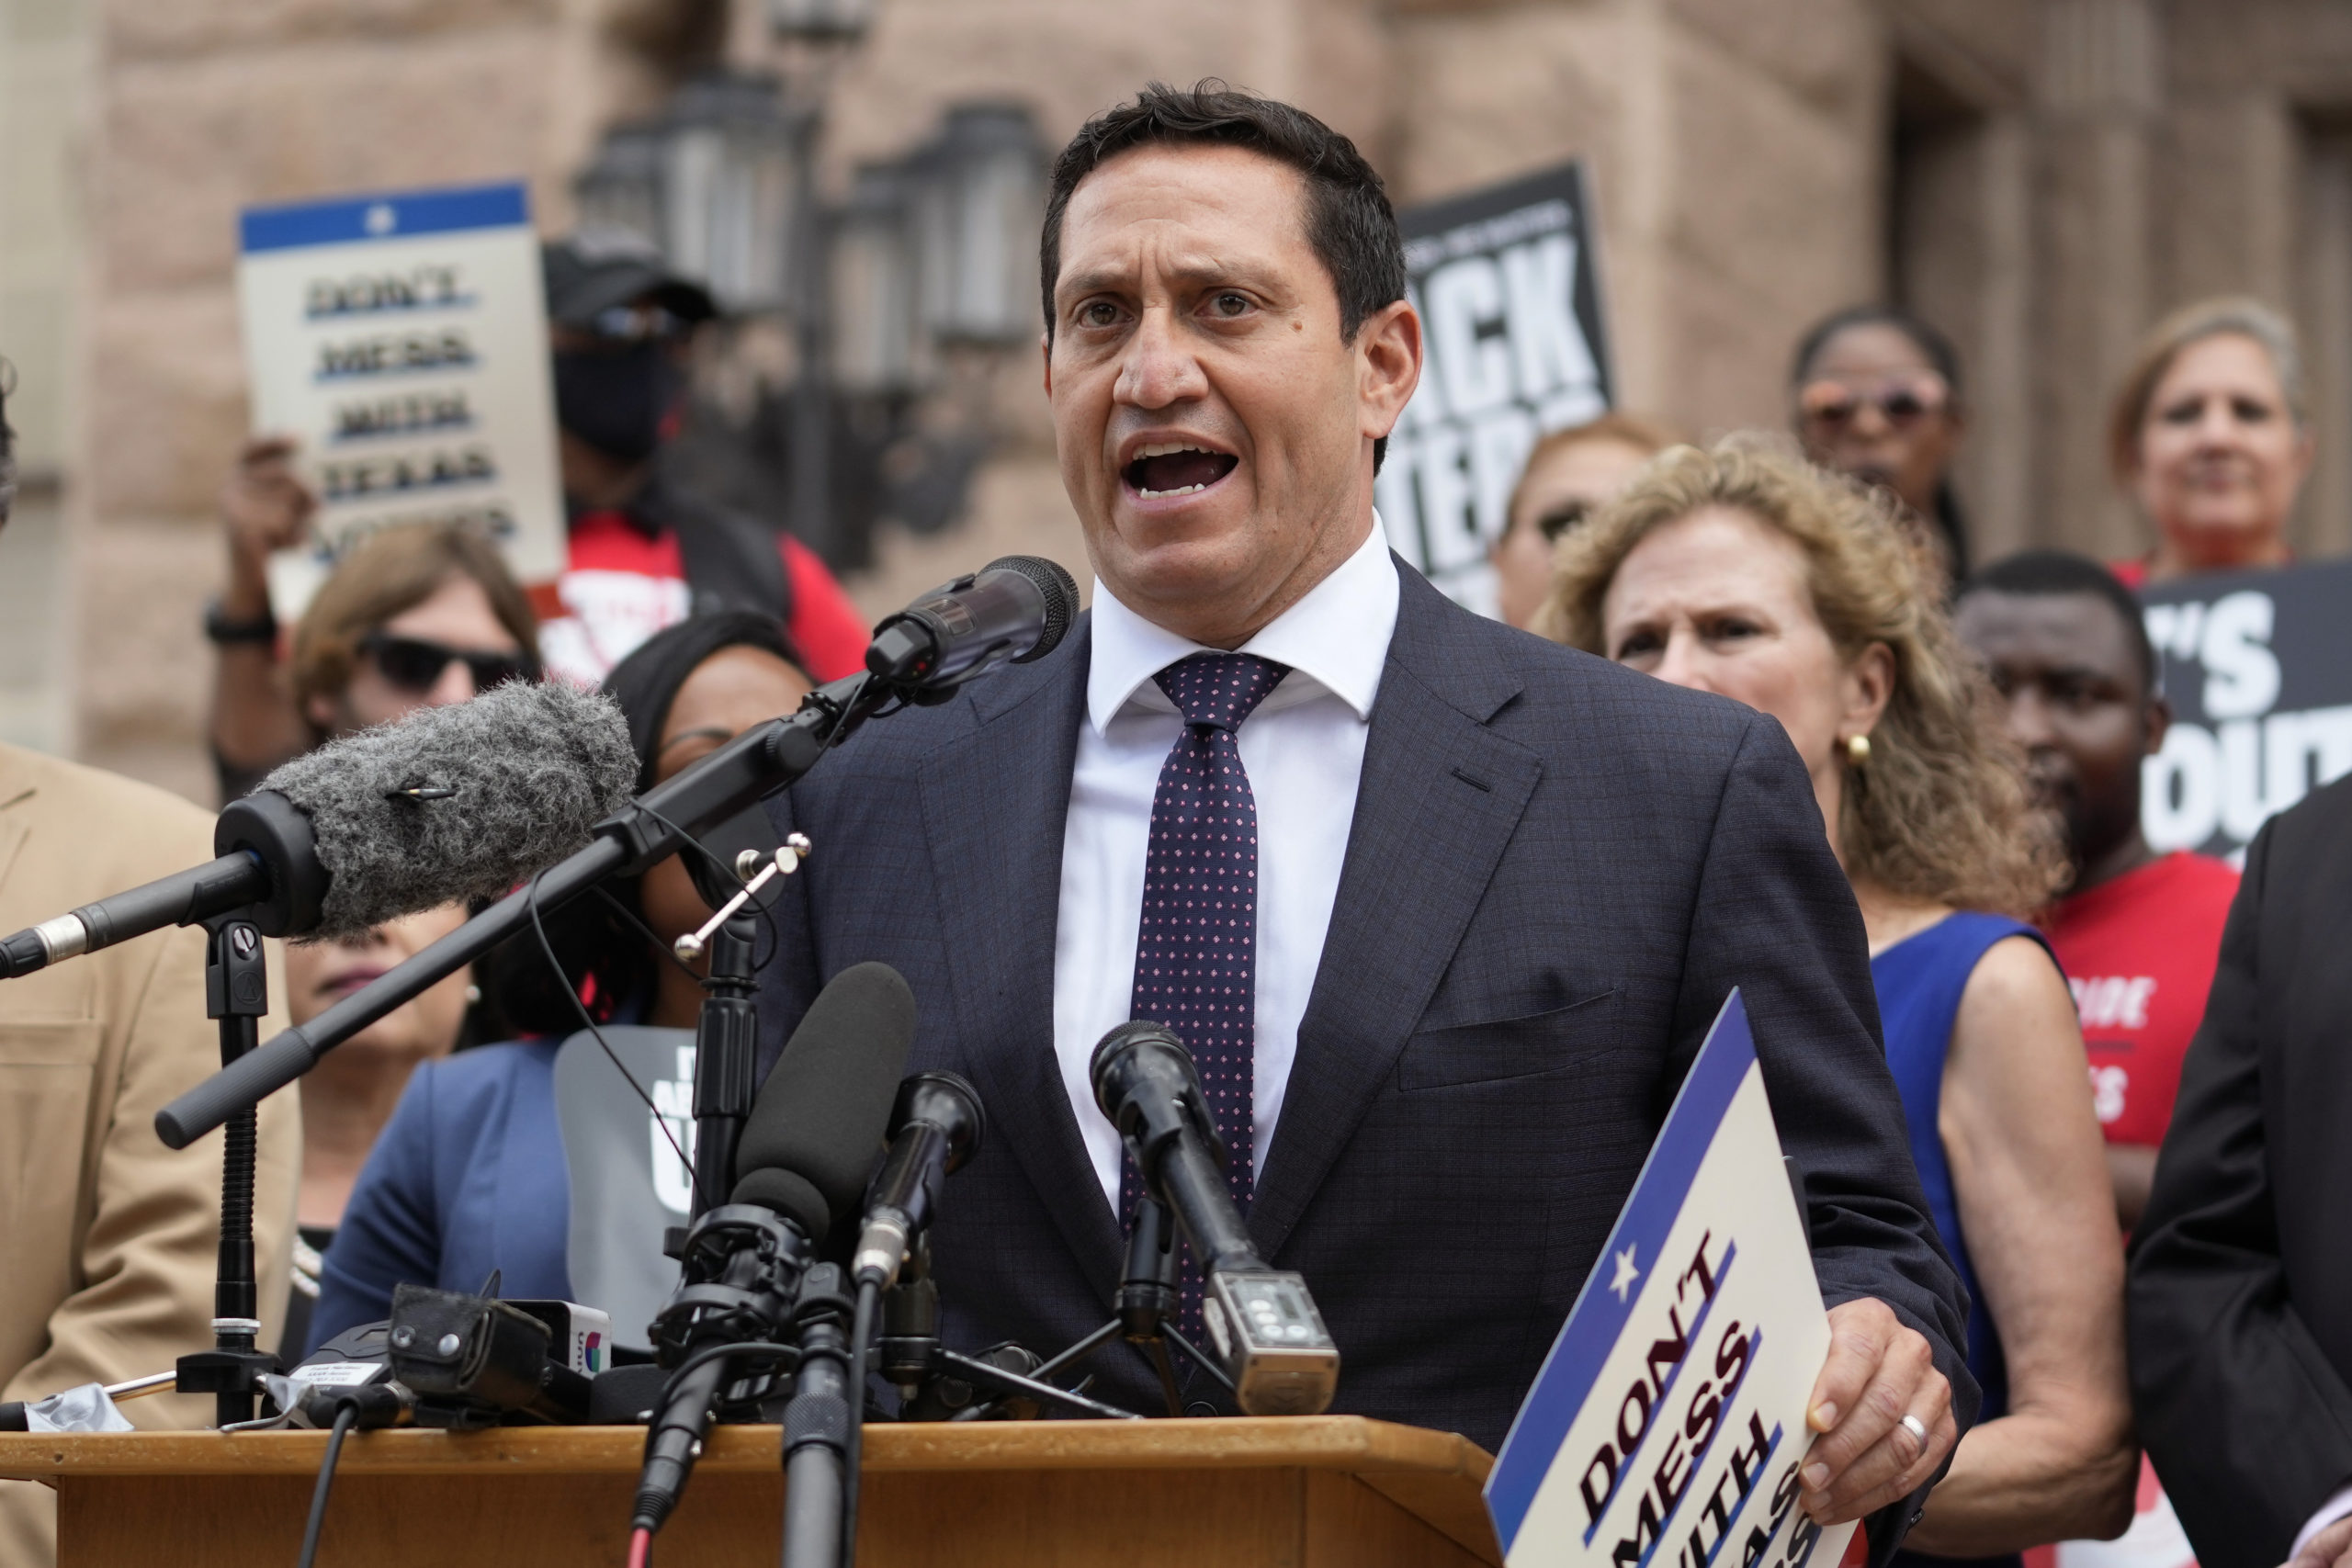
left=1210, top=292, right=1251, bottom=317
left=1076, top=301, right=1121, bottom=329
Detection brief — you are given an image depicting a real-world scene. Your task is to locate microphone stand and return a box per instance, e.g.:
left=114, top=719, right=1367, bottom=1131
left=685, top=908, right=762, bottom=1222
left=158, top=671, right=890, bottom=1151
left=173, top=914, right=280, bottom=1426
left=1031, top=1195, right=1234, bottom=1419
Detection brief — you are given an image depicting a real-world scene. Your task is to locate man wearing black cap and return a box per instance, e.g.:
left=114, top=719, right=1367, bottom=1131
left=530, top=229, right=867, bottom=686
left=208, top=231, right=866, bottom=784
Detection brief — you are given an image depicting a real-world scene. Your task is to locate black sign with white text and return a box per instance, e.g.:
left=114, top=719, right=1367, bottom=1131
left=1376, top=164, right=1614, bottom=613
left=2139, top=558, right=2352, bottom=863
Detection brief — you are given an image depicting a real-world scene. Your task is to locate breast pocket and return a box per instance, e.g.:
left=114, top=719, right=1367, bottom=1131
left=0, top=1021, right=102, bottom=1258
left=1396, top=988, right=1629, bottom=1091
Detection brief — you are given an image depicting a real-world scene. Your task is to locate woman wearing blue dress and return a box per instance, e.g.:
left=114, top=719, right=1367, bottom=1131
left=1542, top=440, right=2134, bottom=1561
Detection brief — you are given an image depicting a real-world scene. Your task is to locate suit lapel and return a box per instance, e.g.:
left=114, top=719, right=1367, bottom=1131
left=1250, top=567, right=1542, bottom=1262
left=916, top=620, right=1125, bottom=1300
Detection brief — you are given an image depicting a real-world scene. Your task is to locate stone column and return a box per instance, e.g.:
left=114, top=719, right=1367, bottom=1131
left=2033, top=0, right=2163, bottom=559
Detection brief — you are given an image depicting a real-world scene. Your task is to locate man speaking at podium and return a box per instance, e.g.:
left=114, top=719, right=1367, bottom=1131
left=762, top=83, right=1971, bottom=1534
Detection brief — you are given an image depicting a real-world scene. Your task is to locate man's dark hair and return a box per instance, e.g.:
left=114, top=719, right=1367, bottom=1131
left=0, top=357, right=17, bottom=521
left=1961, top=548, right=2158, bottom=695
left=1040, top=81, right=1408, bottom=468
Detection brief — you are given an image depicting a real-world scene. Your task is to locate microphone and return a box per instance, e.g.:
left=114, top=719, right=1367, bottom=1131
left=631, top=963, right=918, bottom=1540
left=1090, top=1021, right=1340, bottom=1416
left=851, top=1070, right=984, bottom=1290
left=864, top=556, right=1079, bottom=695
left=0, top=680, right=638, bottom=979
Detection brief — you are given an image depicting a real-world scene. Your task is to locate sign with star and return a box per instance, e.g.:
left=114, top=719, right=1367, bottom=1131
left=1484, top=990, right=1857, bottom=1568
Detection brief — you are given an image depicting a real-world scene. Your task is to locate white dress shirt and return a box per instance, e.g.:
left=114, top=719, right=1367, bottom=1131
left=1052, top=522, right=1401, bottom=1209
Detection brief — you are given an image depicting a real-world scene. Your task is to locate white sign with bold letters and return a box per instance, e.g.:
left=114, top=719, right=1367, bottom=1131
left=238, top=181, right=565, bottom=618
left=1485, top=991, right=1859, bottom=1568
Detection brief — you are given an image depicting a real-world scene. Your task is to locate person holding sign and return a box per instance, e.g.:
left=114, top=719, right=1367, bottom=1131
left=1543, top=441, right=2136, bottom=1557
left=757, top=81, right=1973, bottom=1547
left=2106, top=298, right=2313, bottom=588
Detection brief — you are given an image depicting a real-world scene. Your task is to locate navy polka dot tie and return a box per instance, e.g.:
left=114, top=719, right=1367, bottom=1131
left=1121, top=651, right=1290, bottom=1343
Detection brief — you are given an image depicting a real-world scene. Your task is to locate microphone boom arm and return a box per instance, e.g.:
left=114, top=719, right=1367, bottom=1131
left=156, top=672, right=886, bottom=1151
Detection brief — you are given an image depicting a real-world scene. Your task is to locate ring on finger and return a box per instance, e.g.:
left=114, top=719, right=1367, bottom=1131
left=1898, top=1414, right=1929, bottom=1450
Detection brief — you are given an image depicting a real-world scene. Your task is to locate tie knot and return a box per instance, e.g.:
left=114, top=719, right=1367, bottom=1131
left=1155, top=653, right=1290, bottom=733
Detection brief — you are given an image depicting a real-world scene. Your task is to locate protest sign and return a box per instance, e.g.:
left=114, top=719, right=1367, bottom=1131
left=1485, top=991, right=1856, bottom=1568
left=2138, top=557, right=2352, bottom=863
left=1377, top=163, right=1614, bottom=615
left=238, top=181, right=566, bottom=617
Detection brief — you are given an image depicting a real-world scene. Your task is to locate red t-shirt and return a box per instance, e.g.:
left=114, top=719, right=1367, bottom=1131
left=533, top=510, right=871, bottom=687
left=2041, top=852, right=2239, bottom=1146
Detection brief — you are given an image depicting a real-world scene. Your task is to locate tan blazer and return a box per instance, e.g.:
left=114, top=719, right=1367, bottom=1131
left=0, top=744, right=299, bottom=1563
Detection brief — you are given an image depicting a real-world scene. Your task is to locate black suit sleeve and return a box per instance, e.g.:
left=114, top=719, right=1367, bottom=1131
left=1676, top=714, right=1977, bottom=1425
left=1678, top=716, right=1973, bottom=1563
left=2129, top=817, right=2352, bottom=1568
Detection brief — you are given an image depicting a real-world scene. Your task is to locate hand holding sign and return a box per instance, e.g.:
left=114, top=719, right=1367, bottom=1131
left=1798, top=1298, right=1955, bottom=1526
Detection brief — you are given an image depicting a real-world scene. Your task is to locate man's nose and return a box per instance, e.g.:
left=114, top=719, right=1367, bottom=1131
left=1114, top=306, right=1208, bottom=411
left=2004, top=685, right=2057, bottom=747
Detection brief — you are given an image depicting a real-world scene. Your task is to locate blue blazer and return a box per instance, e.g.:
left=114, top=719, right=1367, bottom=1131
left=757, top=557, right=1977, bottom=1453
left=309, top=1041, right=572, bottom=1353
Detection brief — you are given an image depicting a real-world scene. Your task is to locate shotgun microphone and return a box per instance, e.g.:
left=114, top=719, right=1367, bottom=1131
left=630, top=963, right=918, bottom=1541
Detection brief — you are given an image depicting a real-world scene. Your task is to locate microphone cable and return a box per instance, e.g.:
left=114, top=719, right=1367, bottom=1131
left=841, top=1278, right=881, bottom=1568
left=295, top=1403, right=359, bottom=1568
left=526, top=867, right=704, bottom=1209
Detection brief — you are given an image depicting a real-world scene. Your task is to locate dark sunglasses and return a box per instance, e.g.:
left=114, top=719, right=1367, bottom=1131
left=357, top=632, right=538, bottom=694
left=1533, top=499, right=1590, bottom=544
left=1797, top=371, right=1951, bottom=432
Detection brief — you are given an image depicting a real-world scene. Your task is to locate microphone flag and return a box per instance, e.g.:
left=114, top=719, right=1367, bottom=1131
left=1483, top=991, right=1860, bottom=1568
left=551, top=1025, right=699, bottom=1352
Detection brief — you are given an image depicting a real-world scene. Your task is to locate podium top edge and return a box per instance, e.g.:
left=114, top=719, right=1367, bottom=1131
left=0, top=1415, right=1493, bottom=1483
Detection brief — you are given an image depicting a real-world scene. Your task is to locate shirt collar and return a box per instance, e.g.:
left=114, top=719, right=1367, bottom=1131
left=1086, top=519, right=1399, bottom=736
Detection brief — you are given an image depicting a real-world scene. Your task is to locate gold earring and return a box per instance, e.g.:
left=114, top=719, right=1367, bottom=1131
left=1845, top=733, right=1871, bottom=766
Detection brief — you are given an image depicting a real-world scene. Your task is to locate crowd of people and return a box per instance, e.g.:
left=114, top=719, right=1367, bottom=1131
left=0, top=78, right=2345, bottom=1568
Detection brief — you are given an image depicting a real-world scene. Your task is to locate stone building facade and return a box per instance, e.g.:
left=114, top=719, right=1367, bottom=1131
left=1, top=0, right=2348, bottom=801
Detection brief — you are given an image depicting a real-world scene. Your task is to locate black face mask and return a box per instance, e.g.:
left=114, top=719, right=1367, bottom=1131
left=552, top=344, right=681, bottom=466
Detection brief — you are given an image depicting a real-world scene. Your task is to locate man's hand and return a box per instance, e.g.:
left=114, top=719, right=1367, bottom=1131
left=1798, top=1297, right=1958, bottom=1526
left=2286, top=1514, right=2352, bottom=1568
left=220, top=434, right=316, bottom=613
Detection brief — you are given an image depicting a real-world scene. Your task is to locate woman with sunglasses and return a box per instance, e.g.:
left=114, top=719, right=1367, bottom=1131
left=304, top=613, right=813, bottom=1354
left=2107, top=297, right=2313, bottom=587
left=1489, top=412, right=1685, bottom=629
left=1792, top=306, right=1972, bottom=578
left=209, top=501, right=541, bottom=801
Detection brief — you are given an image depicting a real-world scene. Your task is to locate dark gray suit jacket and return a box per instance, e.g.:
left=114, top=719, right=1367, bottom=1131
left=759, top=558, right=1973, bottom=1452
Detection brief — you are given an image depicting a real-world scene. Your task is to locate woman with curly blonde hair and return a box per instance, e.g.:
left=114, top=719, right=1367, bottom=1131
left=1541, top=441, right=2133, bottom=1560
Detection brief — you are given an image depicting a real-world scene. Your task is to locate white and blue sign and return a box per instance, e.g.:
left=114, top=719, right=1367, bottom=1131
left=1486, top=991, right=1857, bottom=1568
left=238, top=181, right=566, bottom=616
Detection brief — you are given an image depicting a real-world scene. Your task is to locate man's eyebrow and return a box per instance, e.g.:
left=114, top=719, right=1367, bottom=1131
left=1055, top=254, right=1277, bottom=301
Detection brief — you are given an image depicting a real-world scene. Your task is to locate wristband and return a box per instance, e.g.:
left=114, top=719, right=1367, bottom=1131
left=203, top=598, right=279, bottom=647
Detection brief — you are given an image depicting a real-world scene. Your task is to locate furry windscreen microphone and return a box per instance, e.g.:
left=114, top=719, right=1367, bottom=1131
left=258, top=680, right=639, bottom=942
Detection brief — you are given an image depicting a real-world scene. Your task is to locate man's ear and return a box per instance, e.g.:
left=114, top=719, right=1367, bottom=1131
left=2143, top=692, right=2172, bottom=757
left=1040, top=329, right=1053, bottom=399
left=1357, top=298, right=1422, bottom=443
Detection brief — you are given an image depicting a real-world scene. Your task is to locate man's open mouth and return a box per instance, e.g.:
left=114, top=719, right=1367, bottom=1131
left=1122, top=442, right=1239, bottom=499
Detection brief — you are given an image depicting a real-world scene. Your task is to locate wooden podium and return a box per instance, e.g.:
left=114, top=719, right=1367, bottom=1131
left=0, top=1416, right=1501, bottom=1566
